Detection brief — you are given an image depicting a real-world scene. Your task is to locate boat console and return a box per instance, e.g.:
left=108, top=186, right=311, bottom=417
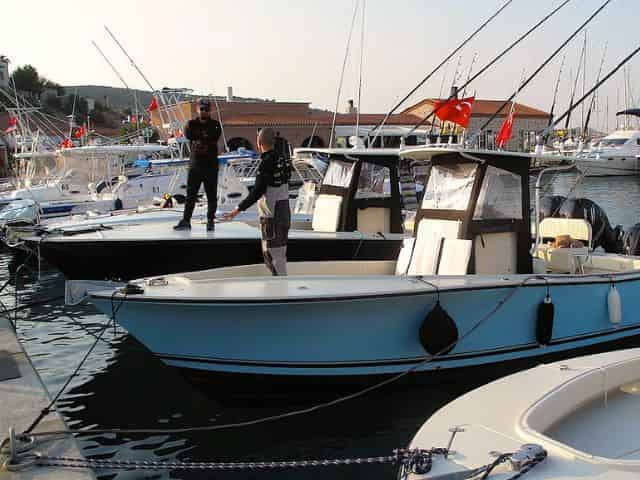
left=296, top=148, right=403, bottom=234
left=401, top=148, right=532, bottom=275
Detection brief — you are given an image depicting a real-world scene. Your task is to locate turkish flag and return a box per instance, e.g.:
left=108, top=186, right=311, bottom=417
left=496, top=109, right=515, bottom=148
left=5, top=116, right=17, bottom=134
left=148, top=96, right=158, bottom=112
left=73, top=126, right=85, bottom=139
left=433, top=96, right=475, bottom=128
left=60, top=138, right=74, bottom=149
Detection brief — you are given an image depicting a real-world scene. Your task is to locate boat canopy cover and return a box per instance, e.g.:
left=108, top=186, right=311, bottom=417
left=616, top=108, right=640, bottom=118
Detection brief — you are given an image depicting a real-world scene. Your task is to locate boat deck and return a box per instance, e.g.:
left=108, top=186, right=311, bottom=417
left=546, top=387, right=640, bottom=460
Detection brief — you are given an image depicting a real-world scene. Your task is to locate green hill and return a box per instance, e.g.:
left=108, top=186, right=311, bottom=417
left=63, top=85, right=153, bottom=111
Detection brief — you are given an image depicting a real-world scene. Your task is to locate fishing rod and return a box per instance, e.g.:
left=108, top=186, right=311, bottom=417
left=442, top=56, right=464, bottom=138
left=104, top=25, right=155, bottom=92
left=406, top=0, right=575, bottom=138
left=565, top=30, right=587, bottom=130
left=542, top=43, right=640, bottom=137
left=548, top=54, right=566, bottom=127
left=460, top=52, right=478, bottom=99
left=104, top=25, right=173, bottom=136
left=429, top=59, right=451, bottom=137
left=368, top=0, right=514, bottom=143
left=471, top=0, right=613, bottom=142
left=329, top=0, right=360, bottom=148
left=582, top=42, right=608, bottom=138
left=92, top=40, right=145, bottom=139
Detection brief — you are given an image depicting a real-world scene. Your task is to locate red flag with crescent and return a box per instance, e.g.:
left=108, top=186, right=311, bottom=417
left=496, top=108, right=515, bottom=148
left=433, top=96, right=475, bottom=128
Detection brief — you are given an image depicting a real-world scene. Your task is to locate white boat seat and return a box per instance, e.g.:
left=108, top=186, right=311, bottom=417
left=357, top=207, right=390, bottom=234
left=536, top=218, right=594, bottom=273
left=395, top=238, right=415, bottom=275
left=403, top=218, right=462, bottom=276
left=437, top=239, right=472, bottom=275
left=539, top=218, right=593, bottom=248
left=407, top=220, right=442, bottom=276
left=312, top=194, right=342, bottom=232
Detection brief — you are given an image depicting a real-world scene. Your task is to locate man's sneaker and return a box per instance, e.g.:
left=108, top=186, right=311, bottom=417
left=206, top=219, right=215, bottom=231
left=173, top=220, right=191, bottom=231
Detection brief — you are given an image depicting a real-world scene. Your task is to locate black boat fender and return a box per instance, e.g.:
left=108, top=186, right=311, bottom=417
left=536, top=293, right=554, bottom=345
left=419, top=301, right=458, bottom=355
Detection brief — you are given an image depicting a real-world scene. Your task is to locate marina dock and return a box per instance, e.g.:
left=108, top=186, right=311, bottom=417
left=0, top=316, right=94, bottom=479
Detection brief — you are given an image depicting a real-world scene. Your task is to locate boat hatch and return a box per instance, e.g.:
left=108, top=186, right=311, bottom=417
left=311, top=152, right=402, bottom=234
left=413, top=151, right=532, bottom=274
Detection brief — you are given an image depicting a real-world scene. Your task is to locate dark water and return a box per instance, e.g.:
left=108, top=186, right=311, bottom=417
left=7, top=173, right=640, bottom=480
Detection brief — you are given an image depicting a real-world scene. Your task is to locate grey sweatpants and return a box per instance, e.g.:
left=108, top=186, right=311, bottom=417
left=260, top=199, right=291, bottom=276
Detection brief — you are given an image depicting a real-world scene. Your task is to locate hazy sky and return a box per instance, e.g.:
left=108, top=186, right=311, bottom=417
left=3, top=0, right=639, bottom=131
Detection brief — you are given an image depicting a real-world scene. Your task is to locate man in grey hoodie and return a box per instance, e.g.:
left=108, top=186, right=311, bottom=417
left=224, top=128, right=291, bottom=275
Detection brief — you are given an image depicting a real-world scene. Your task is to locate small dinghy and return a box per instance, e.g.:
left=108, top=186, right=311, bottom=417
left=89, top=146, right=640, bottom=384
left=405, top=348, right=640, bottom=479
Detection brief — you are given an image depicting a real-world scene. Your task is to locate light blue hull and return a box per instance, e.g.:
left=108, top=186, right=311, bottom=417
left=91, top=276, right=640, bottom=377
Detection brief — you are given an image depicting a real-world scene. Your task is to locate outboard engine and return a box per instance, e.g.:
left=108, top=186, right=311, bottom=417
left=540, top=196, right=623, bottom=252
left=538, top=195, right=567, bottom=222
left=622, top=223, right=640, bottom=256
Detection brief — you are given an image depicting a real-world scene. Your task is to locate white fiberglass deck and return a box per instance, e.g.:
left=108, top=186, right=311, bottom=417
left=408, top=349, right=640, bottom=479
left=34, top=219, right=390, bottom=243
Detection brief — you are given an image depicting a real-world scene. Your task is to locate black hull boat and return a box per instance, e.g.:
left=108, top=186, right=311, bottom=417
left=29, top=230, right=403, bottom=281
left=26, top=148, right=410, bottom=281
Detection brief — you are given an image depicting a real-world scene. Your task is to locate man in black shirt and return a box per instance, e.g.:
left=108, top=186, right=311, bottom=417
left=174, top=98, right=222, bottom=231
left=224, top=128, right=291, bottom=275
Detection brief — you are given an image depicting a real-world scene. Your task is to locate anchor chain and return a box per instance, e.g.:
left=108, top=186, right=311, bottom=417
left=7, top=448, right=447, bottom=473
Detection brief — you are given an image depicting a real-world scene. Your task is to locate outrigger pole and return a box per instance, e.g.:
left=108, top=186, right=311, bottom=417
left=565, top=31, right=587, bottom=130
left=470, top=0, right=613, bottom=141
left=582, top=42, right=608, bottom=138
left=405, top=0, right=576, bottom=138
left=368, top=0, right=515, bottom=145
left=543, top=43, right=640, bottom=137
left=548, top=54, right=566, bottom=127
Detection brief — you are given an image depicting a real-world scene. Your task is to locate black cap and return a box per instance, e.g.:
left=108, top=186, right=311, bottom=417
left=198, top=98, right=211, bottom=110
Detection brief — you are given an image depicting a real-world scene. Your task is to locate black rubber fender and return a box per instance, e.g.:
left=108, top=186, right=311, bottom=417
left=419, top=301, right=459, bottom=355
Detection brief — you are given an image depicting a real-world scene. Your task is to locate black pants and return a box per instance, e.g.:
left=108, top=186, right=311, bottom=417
left=183, top=165, right=218, bottom=222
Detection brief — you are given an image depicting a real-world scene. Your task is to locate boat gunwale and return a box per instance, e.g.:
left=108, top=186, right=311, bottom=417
left=89, top=269, right=640, bottom=304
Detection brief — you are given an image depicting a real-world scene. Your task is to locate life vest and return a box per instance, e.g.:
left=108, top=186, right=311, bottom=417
left=271, top=136, right=292, bottom=187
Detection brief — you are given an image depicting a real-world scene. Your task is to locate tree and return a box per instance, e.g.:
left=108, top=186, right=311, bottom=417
left=10, top=65, right=42, bottom=95
left=40, top=78, right=65, bottom=96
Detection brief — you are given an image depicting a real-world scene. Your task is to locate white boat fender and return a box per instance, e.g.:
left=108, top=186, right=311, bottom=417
left=608, top=284, right=622, bottom=325
left=419, top=301, right=458, bottom=355
left=536, top=293, right=554, bottom=345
